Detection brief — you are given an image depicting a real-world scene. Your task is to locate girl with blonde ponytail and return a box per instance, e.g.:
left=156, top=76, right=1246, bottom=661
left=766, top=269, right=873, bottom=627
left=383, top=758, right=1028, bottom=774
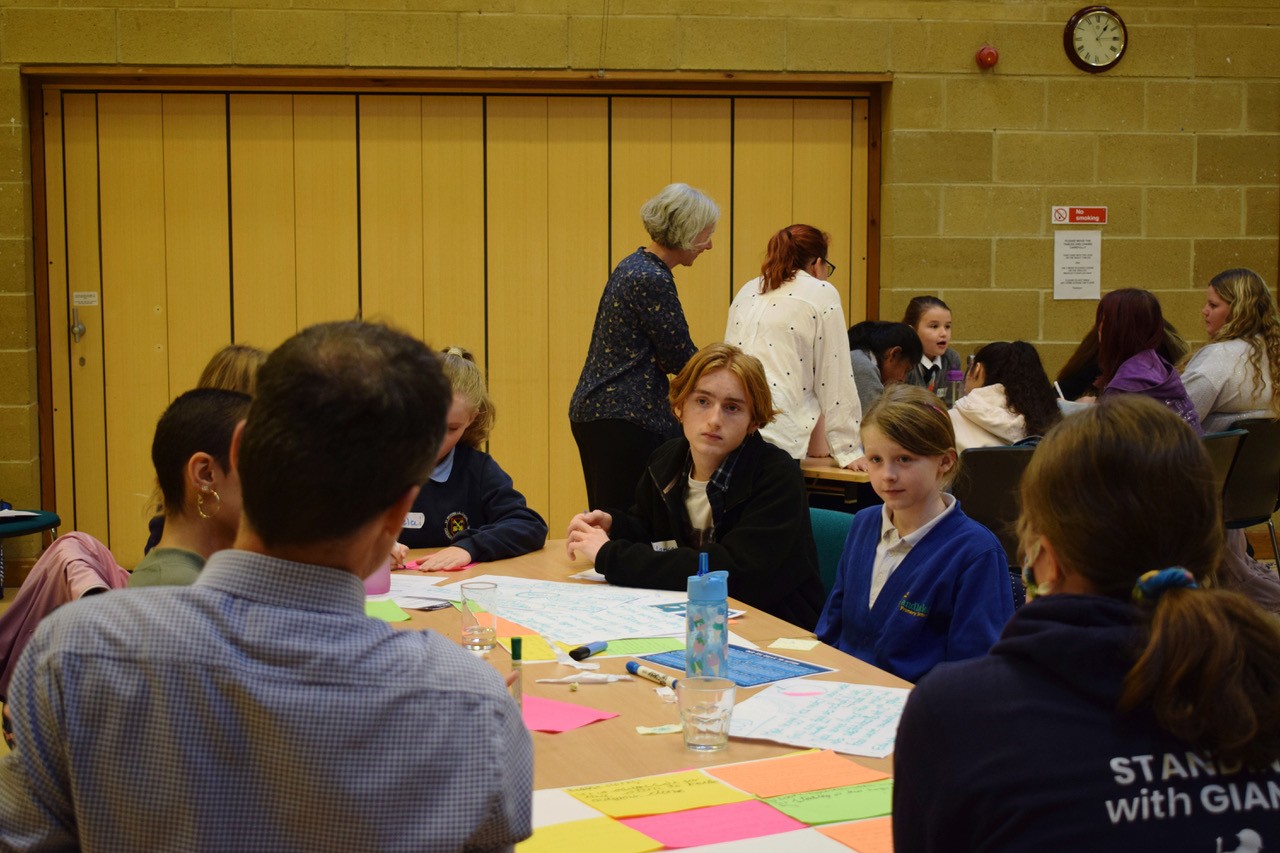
left=893, top=393, right=1280, bottom=852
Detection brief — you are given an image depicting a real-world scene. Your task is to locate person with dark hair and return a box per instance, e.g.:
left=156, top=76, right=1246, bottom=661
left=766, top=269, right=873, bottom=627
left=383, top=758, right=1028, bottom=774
left=0, top=321, right=533, bottom=851
left=1055, top=318, right=1188, bottom=402
left=848, top=320, right=923, bottom=412
left=397, top=346, right=547, bottom=568
left=129, top=388, right=251, bottom=587
left=949, top=341, right=1061, bottom=451
left=726, top=224, right=864, bottom=469
left=902, top=296, right=963, bottom=406
left=570, top=183, right=719, bottom=511
left=893, top=394, right=1280, bottom=852
left=1095, top=288, right=1200, bottom=433
left=567, top=343, right=826, bottom=629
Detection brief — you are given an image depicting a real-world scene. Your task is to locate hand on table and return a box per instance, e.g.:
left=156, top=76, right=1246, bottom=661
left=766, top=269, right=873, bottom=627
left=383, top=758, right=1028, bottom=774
left=566, top=511, right=612, bottom=562
left=389, top=542, right=410, bottom=568
left=845, top=456, right=870, bottom=473
left=413, top=546, right=473, bottom=571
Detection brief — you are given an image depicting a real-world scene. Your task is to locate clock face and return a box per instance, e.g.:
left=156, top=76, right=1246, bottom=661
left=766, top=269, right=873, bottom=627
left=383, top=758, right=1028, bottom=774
left=1065, top=6, right=1127, bottom=73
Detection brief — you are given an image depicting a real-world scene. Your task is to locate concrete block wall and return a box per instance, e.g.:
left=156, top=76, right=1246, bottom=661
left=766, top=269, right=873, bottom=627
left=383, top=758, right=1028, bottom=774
left=0, top=1, right=1277, bottom=556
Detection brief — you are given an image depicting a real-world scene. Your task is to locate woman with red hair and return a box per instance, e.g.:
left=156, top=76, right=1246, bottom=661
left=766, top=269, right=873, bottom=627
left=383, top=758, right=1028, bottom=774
left=1096, top=288, right=1201, bottom=433
left=725, top=224, right=864, bottom=469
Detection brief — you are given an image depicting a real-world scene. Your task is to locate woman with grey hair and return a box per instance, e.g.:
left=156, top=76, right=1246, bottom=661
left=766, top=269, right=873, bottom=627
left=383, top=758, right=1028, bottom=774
left=570, top=182, right=719, bottom=510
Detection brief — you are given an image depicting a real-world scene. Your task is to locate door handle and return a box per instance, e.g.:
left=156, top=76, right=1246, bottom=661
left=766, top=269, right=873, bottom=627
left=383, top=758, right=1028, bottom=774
left=71, top=308, right=85, bottom=343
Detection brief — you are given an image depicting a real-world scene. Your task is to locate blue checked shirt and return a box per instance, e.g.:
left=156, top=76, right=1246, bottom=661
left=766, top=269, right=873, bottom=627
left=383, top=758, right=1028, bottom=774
left=0, top=550, right=532, bottom=852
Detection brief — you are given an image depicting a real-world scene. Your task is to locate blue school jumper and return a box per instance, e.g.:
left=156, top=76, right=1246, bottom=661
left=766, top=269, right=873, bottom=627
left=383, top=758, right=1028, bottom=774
left=815, top=503, right=1012, bottom=683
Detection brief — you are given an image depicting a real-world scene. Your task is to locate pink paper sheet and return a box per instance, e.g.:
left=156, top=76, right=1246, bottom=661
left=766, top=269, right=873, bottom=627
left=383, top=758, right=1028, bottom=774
left=619, top=800, right=806, bottom=848
left=522, top=694, right=619, bottom=733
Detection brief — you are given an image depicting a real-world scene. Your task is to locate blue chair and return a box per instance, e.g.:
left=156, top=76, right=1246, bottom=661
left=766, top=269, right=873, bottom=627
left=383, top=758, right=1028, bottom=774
left=0, top=509, right=61, bottom=598
left=809, top=507, right=854, bottom=596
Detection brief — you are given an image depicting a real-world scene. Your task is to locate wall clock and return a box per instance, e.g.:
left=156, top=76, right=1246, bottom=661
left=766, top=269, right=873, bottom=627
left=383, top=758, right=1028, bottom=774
left=1064, top=6, right=1127, bottom=73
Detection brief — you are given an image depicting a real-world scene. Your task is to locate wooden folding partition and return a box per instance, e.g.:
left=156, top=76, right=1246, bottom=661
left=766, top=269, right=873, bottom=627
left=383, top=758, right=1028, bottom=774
left=39, top=85, right=874, bottom=564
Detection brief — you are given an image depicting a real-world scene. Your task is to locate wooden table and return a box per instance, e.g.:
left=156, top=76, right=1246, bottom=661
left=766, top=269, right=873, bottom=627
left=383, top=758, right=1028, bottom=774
left=396, top=540, right=908, bottom=789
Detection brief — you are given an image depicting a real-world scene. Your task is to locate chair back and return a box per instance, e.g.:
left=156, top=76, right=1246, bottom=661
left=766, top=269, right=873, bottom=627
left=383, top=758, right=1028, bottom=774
left=1201, top=429, right=1245, bottom=502
left=1222, top=418, right=1280, bottom=529
left=809, top=507, right=855, bottom=597
left=950, top=445, right=1036, bottom=569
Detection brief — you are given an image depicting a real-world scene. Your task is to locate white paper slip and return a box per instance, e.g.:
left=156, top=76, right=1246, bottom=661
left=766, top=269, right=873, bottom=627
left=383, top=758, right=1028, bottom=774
left=730, top=679, right=911, bottom=759
left=569, top=568, right=607, bottom=582
left=769, top=637, right=821, bottom=652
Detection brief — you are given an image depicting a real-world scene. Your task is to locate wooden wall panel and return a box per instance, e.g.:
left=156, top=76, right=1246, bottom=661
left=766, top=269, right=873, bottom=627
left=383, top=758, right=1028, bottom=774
left=359, top=96, right=424, bottom=337
left=61, top=95, right=107, bottom=540
left=422, top=96, right=485, bottom=361
left=162, top=93, right=232, bottom=391
left=793, top=99, right=854, bottom=325
left=547, top=97, right=608, bottom=529
left=486, top=96, right=550, bottom=517
left=850, top=98, right=871, bottom=323
left=97, top=93, right=169, bottom=562
left=732, top=100, right=794, bottom=299
left=43, top=98, right=74, bottom=531
left=610, top=98, right=672, bottom=266
left=230, top=94, right=297, bottom=349
left=294, top=94, right=359, bottom=330
left=670, top=98, right=732, bottom=348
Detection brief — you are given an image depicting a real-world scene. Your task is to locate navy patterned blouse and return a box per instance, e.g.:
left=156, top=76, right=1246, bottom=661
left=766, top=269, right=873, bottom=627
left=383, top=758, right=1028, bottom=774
left=569, top=247, right=697, bottom=436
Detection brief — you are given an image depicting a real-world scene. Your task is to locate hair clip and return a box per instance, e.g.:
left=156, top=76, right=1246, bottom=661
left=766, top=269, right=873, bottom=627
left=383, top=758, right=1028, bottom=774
left=1132, top=567, right=1198, bottom=604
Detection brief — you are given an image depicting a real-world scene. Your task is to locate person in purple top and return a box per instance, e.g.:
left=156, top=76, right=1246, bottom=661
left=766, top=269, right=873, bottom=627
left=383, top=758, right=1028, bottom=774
left=1096, top=288, right=1201, bottom=434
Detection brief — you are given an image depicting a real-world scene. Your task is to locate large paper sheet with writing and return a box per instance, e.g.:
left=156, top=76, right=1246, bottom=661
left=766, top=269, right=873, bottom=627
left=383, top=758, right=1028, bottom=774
left=440, top=575, right=688, bottom=644
left=729, top=680, right=910, bottom=758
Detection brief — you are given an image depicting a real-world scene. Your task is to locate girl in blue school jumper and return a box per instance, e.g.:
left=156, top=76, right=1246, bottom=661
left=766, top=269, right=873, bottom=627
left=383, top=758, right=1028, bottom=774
left=396, top=347, right=548, bottom=569
left=815, top=383, right=1012, bottom=682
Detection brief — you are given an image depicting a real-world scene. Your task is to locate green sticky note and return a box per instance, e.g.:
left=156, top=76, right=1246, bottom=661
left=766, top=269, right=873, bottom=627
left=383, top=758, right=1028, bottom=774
left=365, top=599, right=411, bottom=622
left=599, top=637, right=685, bottom=656
left=765, top=778, right=894, bottom=825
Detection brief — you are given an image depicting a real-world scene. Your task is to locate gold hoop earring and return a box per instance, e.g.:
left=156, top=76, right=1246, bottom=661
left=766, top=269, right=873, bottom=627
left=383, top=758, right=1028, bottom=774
left=197, top=488, right=222, bottom=519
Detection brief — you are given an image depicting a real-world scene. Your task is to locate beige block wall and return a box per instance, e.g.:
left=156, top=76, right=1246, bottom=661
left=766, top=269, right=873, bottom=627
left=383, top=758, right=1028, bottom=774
left=2, top=1, right=1278, bottom=556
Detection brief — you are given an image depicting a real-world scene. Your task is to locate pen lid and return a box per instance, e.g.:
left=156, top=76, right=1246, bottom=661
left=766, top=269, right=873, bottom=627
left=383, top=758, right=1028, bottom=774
left=511, top=636, right=522, bottom=661
left=945, top=369, right=965, bottom=382
left=687, top=569, right=728, bottom=602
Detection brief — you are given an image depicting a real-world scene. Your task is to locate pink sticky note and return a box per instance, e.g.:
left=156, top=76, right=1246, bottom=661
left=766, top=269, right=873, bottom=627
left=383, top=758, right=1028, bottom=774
left=619, top=799, right=806, bottom=848
left=522, top=694, right=619, bottom=733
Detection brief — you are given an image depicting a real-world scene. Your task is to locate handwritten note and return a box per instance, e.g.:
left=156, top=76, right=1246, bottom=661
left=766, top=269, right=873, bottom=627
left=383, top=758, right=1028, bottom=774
left=766, top=779, right=894, bottom=825
left=706, top=749, right=890, bottom=798
left=817, top=816, right=894, bottom=852
left=522, top=695, right=618, bottom=734
left=730, top=679, right=910, bottom=758
left=516, top=816, right=662, bottom=853
left=567, top=770, right=753, bottom=818
left=768, top=638, right=820, bottom=651
left=619, top=799, right=806, bottom=848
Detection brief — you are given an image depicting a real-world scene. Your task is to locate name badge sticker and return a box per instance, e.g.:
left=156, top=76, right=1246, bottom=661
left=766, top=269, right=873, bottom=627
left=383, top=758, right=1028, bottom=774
left=403, top=512, right=425, bottom=529
left=651, top=540, right=678, bottom=552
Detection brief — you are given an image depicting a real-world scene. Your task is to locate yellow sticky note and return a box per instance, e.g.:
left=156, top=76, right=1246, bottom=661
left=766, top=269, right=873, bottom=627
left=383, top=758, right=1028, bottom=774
left=498, top=635, right=560, bottom=662
left=769, top=637, right=821, bottom=651
left=517, top=817, right=662, bottom=853
left=567, top=770, right=754, bottom=818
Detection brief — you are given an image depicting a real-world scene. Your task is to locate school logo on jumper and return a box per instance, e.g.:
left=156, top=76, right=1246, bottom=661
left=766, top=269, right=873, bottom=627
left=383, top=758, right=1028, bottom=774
left=898, top=595, right=930, bottom=618
left=444, top=512, right=470, bottom=539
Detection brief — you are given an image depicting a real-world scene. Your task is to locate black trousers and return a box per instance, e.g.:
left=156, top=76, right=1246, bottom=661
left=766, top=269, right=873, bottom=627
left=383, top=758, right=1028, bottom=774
left=571, top=419, right=664, bottom=511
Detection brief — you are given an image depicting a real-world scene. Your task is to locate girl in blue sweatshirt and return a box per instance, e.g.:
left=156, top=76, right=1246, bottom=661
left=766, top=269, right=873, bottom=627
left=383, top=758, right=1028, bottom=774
left=815, top=383, right=1012, bottom=682
left=396, top=347, right=547, bottom=568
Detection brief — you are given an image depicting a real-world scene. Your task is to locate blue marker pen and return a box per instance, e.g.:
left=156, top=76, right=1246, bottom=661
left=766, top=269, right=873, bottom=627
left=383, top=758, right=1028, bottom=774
left=569, top=640, right=608, bottom=661
left=626, top=660, right=678, bottom=689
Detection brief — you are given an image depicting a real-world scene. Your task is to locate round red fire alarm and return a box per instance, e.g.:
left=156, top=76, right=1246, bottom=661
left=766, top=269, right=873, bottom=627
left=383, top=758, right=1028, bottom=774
left=976, top=45, right=999, bottom=69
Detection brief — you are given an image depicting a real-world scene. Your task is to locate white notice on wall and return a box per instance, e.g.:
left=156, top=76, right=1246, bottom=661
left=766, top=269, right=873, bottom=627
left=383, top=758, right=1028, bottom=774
left=1054, top=230, right=1101, bottom=300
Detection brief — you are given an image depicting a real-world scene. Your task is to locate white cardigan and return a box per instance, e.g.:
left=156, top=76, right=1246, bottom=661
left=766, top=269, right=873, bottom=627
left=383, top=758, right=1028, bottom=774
left=1182, top=338, right=1273, bottom=431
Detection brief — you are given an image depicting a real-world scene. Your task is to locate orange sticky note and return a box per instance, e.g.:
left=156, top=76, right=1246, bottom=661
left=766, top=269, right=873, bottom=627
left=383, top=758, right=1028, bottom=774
left=706, top=750, right=890, bottom=798
left=818, top=815, right=894, bottom=852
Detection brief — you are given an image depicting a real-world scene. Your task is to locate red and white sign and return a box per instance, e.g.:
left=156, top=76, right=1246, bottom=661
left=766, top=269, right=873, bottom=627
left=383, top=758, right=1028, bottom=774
left=1052, top=205, right=1108, bottom=225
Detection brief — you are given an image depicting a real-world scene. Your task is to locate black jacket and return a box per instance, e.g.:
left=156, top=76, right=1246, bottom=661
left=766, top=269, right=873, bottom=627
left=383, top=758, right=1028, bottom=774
left=595, top=432, right=825, bottom=630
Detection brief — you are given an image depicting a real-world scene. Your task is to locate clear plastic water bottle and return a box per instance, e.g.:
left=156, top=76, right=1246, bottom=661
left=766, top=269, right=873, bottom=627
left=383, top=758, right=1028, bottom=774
left=686, top=569, right=729, bottom=678
left=945, top=368, right=965, bottom=404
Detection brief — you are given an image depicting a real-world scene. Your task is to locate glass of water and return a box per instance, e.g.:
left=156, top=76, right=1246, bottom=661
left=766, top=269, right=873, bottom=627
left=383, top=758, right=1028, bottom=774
left=676, top=676, right=736, bottom=751
left=460, top=581, right=498, bottom=652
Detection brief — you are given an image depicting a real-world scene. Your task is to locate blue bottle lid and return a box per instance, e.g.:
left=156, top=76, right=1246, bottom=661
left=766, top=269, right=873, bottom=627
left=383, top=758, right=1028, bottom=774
left=687, top=569, right=728, bottom=603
